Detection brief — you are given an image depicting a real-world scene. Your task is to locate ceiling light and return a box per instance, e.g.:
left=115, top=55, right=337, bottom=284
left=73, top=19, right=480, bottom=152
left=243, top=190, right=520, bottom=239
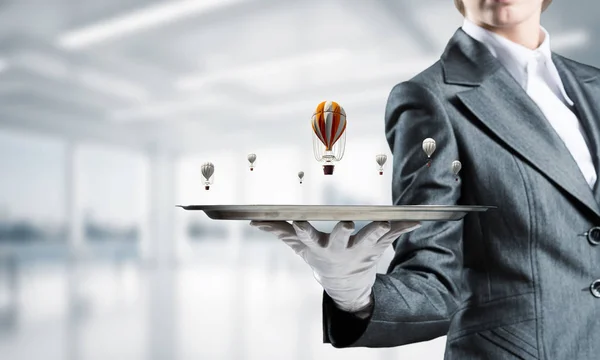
left=57, top=0, right=246, bottom=49
left=110, top=94, right=226, bottom=122
left=178, top=54, right=436, bottom=94
left=176, top=48, right=350, bottom=90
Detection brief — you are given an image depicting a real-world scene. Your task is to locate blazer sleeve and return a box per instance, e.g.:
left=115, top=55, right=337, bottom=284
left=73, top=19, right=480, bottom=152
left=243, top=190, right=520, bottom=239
left=322, top=80, right=464, bottom=347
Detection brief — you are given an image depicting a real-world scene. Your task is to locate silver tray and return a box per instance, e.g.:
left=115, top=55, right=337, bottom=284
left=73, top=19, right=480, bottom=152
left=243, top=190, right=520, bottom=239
left=176, top=205, right=495, bottom=221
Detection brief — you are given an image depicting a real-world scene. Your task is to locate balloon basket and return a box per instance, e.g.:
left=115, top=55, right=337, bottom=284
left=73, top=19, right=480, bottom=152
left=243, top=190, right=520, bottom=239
left=250, top=168, right=254, bottom=171
left=379, top=171, right=383, bottom=175
left=205, top=185, right=210, bottom=190
left=323, top=164, right=334, bottom=175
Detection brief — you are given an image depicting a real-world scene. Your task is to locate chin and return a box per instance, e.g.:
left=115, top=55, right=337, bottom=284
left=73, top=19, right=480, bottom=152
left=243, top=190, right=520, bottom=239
left=485, top=10, right=529, bottom=27
left=487, top=18, right=522, bottom=28
left=485, top=2, right=540, bottom=27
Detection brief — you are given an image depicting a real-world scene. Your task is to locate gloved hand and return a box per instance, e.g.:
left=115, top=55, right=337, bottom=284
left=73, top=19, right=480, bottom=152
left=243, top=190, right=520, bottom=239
left=249, top=220, right=421, bottom=313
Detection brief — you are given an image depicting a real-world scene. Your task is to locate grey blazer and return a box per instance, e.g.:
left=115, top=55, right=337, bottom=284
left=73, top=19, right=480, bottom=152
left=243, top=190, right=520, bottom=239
left=321, top=28, right=600, bottom=359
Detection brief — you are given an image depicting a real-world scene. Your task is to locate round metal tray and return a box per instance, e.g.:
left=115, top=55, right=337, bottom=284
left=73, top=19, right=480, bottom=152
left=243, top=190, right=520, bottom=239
left=176, top=204, right=495, bottom=221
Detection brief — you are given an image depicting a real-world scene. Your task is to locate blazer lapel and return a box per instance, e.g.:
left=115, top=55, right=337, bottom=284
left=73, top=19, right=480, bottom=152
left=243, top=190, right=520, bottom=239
left=552, top=54, right=600, bottom=205
left=441, top=29, right=600, bottom=220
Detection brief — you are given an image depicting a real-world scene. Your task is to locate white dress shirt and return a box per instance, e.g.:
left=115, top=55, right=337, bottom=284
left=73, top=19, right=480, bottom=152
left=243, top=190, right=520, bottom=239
left=462, top=18, right=597, bottom=188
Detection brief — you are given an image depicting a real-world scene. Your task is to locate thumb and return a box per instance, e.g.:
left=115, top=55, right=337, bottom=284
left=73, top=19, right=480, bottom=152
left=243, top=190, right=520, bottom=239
left=250, top=221, right=307, bottom=254
left=250, top=221, right=295, bottom=238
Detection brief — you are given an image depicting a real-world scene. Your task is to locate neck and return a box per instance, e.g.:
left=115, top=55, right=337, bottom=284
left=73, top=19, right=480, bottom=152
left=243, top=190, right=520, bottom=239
left=470, top=15, right=543, bottom=49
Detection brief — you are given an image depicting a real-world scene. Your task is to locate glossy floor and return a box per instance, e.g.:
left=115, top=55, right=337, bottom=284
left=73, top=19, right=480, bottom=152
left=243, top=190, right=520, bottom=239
left=0, top=240, right=446, bottom=360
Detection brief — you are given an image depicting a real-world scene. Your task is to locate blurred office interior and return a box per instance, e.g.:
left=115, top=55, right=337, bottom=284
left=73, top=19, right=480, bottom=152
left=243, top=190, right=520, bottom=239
left=0, top=0, right=597, bottom=359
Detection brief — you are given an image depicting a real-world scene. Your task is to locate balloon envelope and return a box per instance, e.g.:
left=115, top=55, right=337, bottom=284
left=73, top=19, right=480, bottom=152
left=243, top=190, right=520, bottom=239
left=451, top=160, right=462, bottom=175
left=375, top=154, right=387, bottom=166
left=298, top=171, right=304, bottom=179
left=247, top=153, right=256, bottom=163
left=422, top=138, right=436, bottom=157
left=201, top=162, right=214, bottom=179
left=311, top=101, right=346, bottom=151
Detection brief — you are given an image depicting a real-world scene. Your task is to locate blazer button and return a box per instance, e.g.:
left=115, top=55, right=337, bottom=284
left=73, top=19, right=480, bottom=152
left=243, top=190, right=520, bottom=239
left=591, top=280, right=600, bottom=298
left=588, top=227, right=600, bottom=245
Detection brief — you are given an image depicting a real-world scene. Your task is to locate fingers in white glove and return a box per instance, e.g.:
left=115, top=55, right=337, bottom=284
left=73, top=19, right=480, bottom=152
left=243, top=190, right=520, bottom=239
left=250, top=220, right=307, bottom=253
left=328, top=221, right=356, bottom=251
left=291, top=221, right=325, bottom=248
left=349, top=221, right=391, bottom=248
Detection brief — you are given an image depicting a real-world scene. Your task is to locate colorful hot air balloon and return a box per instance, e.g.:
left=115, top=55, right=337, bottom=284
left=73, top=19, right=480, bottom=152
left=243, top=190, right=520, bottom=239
left=375, top=154, right=387, bottom=175
left=201, top=162, right=214, bottom=190
left=451, top=160, right=462, bottom=181
left=298, top=171, right=304, bottom=184
left=422, top=138, right=436, bottom=167
left=247, top=153, right=256, bottom=171
left=311, top=101, right=347, bottom=175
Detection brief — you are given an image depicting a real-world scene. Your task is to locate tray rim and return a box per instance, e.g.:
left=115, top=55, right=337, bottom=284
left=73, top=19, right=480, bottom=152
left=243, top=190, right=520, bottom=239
left=176, top=204, right=496, bottom=211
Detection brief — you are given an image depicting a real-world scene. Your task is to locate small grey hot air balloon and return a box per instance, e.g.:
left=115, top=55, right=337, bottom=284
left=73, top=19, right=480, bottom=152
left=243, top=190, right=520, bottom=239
left=298, top=171, right=304, bottom=184
left=247, top=153, right=257, bottom=171
left=375, top=154, right=387, bottom=175
left=451, top=160, right=462, bottom=181
left=201, top=162, right=214, bottom=190
left=422, top=138, right=436, bottom=167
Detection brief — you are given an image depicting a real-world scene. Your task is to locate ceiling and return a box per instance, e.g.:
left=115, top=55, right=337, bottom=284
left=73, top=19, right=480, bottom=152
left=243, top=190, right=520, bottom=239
left=0, top=0, right=597, bottom=154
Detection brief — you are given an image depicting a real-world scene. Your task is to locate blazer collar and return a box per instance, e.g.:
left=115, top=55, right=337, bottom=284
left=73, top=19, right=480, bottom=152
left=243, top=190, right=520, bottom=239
left=440, top=28, right=600, bottom=220
left=441, top=28, right=599, bottom=85
left=441, top=28, right=503, bottom=86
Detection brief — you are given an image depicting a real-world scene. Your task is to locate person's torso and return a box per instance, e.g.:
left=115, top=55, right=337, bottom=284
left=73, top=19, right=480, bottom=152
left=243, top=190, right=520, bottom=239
left=407, top=43, right=600, bottom=359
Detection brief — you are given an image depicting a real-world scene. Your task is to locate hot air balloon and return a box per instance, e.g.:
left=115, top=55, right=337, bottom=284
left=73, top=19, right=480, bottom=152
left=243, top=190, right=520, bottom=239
left=201, top=162, right=214, bottom=190
left=247, top=153, right=256, bottom=171
left=311, top=101, right=347, bottom=175
left=451, top=160, right=462, bottom=181
left=298, top=171, right=304, bottom=184
left=422, top=138, right=436, bottom=167
left=375, top=154, right=387, bottom=175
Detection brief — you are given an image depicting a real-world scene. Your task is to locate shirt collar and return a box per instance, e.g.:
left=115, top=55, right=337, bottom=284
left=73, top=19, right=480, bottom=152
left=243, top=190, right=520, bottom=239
left=461, top=17, right=573, bottom=105
left=462, top=17, right=550, bottom=68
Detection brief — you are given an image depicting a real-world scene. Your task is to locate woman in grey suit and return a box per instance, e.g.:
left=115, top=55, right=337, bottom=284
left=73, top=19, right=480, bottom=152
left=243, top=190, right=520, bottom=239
left=252, top=0, right=600, bottom=358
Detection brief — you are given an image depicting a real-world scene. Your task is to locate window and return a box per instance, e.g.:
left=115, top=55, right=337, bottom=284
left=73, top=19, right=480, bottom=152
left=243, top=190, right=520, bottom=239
left=75, top=143, right=149, bottom=257
left=0, top=129, right=66, bottom=245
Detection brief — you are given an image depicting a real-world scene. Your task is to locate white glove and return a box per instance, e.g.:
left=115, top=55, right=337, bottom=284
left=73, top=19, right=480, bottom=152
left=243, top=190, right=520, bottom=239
left=250, top=220, right=421, bottom=312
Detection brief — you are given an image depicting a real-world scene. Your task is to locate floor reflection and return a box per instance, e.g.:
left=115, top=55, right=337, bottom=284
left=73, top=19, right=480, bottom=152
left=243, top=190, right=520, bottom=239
left=0, top=238, right=446, bottom=360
